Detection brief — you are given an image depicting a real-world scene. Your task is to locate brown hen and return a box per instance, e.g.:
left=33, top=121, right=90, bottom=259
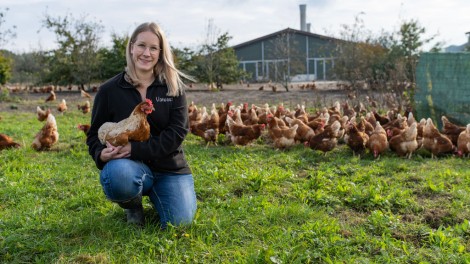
left=389, top=122, right=418, bottom=159
left=98, top=99, right=154, bottom=146
left=0, top=133, right=21, bottom=150
left=422, top=118, right=454, bottom=159
left=32, top=114, right=59, bottom=151
left=305, top=120, right=341, bottom=154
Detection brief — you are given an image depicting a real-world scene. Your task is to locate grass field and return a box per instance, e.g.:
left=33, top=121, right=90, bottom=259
left=1, top=98, right=470, bottom=263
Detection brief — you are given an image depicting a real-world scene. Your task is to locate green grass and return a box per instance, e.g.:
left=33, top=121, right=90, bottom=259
left=1, top=109, right=470, bottom=263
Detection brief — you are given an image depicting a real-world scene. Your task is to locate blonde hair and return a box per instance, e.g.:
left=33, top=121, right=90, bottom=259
left=125, top=22, right=192, bottom=96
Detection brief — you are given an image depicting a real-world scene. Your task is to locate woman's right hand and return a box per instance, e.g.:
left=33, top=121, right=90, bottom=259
left=100, top=141, right=130, bottom=162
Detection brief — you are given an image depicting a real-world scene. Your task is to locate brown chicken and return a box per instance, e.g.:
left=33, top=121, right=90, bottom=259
left=457, top=124, right=470, bottom=157
left=253, top=103, right=268, bottom=124
left=81, top=89, right=92, bottom=99
left=328, top=101, right=341, bottom=116
left=416, top=118, right=426, bottom=148
left=36, top=106, right=51, bottom=121
left=226, top=114, right=265, bottom=146
left=373, top=110, right=391, bottom=126
left=273, top=104, right=286, bottom=118
left=342, top=101, right=356, bottom=119
left=77, top=100, right=91, bottom=114
left=98, top=99, right=154, bottom=146
left=441, top=116, right=466, bottom=146
left=188, top=101, right=197, bottom=115
left=422, top=118, right=454, bottom=159
left=306, top=114, right=327, bottom=133
left=190, top=104, right=220, bottom=147
left=359, top=116, right=375, bottom=137
left=284, top=116, right=315, bottom=143
left=243, top=106, right=260, bottom=125
left=389, top=122, right=418, bottom=159
left=294, top=104, right=307, bottom=118
left=0, top=133, right=21, bottom=150
left=32, top=114, right=59, bottom=151
left=45, top=90, right=56, bottom=102
left=345, top=120, right=369, bottom=158
left=188, top=104, right=202, bottom=124
left=354, top=101, right=367, bottom=116
left=77, top=124, right=91, bottom=135
left=266, top=114, right=298, bottom=149
left=304, top=120, right=341, bottom=154
left=367, top=121, right=388, bottom=159
left=365, top=112, right=377, bottom=127
left=336, top=115, right=350, bottom=143
left=385, top=114, right=408, bottom=139
left=217, top=101, right=233, bottom=134
left=57, top=99, right=67, bottom=113
left=407, top=112, right=416, bottom=127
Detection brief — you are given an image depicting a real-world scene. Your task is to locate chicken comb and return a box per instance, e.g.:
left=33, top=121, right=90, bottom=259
left=145, top=98, right=153, bottom=107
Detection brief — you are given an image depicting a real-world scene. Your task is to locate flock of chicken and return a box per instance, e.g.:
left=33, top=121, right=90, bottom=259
left=188, top=100, right=470, bottom=159
left=2, top=88, right=470, bottom=160
left=0, top=89, right=92, bottom=151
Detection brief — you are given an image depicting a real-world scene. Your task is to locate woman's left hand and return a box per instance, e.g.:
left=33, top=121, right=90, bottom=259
left=119, top=143, right=131, bottom=155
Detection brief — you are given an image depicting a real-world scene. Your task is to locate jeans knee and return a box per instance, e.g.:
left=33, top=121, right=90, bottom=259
left=100, top=159, right=146, bottom=202
left=150, top=174, right=197, bottom=228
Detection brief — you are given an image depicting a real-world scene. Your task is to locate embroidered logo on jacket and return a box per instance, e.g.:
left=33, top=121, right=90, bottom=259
left=155, top=97, right=173, bottom=103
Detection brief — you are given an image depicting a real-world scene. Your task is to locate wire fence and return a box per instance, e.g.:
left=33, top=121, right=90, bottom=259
left=415, top=52, right=470, bottom=129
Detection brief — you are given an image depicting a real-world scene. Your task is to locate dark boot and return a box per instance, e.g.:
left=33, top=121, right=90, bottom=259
left=117, top=194, right=145, bottom=226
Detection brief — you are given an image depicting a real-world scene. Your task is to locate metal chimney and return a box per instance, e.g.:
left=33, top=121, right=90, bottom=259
left=307, top=23, right=311, bottom=32
left=299, top=4, right=307, bottom=31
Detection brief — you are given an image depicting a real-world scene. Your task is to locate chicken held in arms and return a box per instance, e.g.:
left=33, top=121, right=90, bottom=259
left=98, top=99, right=155, bottom=146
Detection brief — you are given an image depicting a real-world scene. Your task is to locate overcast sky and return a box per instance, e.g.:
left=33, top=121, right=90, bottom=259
left=1, top=0, right=468, bottom=53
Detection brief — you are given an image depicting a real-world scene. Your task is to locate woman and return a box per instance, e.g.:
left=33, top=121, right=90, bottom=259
left=87, top=22, right=196, bottom=228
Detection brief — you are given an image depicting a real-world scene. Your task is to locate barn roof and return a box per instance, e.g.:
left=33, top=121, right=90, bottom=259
left=232, top=27, right=343, bottom=49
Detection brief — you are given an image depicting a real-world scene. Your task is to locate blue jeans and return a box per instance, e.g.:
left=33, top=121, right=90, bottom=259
left=100, top=159, right=197, bottom=228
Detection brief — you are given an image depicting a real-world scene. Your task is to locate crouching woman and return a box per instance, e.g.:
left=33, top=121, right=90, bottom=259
left=86, top=22, right=197, bottom=228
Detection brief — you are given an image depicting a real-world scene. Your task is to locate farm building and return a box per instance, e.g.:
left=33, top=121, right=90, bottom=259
left=232, top=4, right=340, bottom=83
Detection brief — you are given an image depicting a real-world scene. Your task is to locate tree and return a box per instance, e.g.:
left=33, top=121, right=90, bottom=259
left=0, top=8, right=16, bottom=85
left=98, top=32, right=128, bottom=79
left=267, top=31, right=305, bottom=91
left=333, top=14, right=441, bottom=108
left=333, top=13, right=377, bottom=93
left=173, top=47, right=197, bottom=78
left=0, top=52, right=11, bottom=85
left=42, top=12, right=103, bottom=88
left=0, top=7, right=16, bottom=48
left=393, top=19, right=440, bottom=84
left=5, top=51, right=39, bottom=84
left=192, top=19, right=247, bottom=89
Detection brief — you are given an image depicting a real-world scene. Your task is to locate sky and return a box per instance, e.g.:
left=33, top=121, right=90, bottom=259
left=1, top=0, right=469, bottom=53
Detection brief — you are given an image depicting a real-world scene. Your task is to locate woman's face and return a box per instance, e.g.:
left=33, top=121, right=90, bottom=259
left=131, top=31, right=161, bottom=74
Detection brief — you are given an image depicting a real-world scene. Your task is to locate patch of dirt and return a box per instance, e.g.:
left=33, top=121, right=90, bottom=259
left=0, top=81, right=373, bottom=113
left=186, top=82, right=349, bottom=109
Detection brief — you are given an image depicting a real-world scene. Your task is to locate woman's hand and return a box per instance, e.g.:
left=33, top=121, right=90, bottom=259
left=99, top=141, right=131, bottom=162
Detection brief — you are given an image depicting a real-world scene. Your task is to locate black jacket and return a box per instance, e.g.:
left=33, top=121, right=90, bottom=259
left=86, top=72, right=191, bottom=174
